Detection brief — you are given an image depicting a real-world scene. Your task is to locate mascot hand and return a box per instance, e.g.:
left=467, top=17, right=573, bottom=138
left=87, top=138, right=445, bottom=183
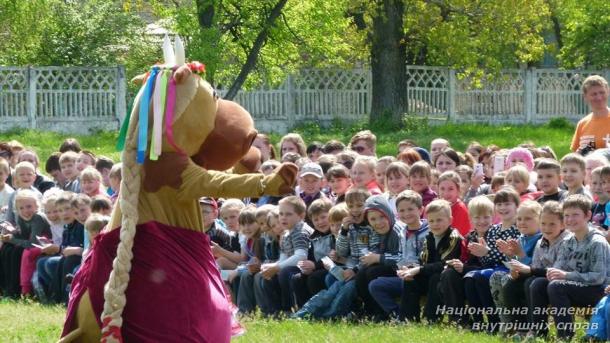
left=262, top=163, right=298, bottom=195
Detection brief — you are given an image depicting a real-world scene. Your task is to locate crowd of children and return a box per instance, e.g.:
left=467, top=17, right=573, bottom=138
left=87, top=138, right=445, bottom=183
left=0, top=138, right=118, bottom=305
left=195, top=120, right=610, bottom=340
left=210, top=90, right=610, bottom=340
left=2, top=75, right=610, bottom=341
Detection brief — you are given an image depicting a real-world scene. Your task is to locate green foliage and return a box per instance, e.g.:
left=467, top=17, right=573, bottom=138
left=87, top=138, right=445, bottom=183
left=0, top=0, right=52, bottom=65
left=0, top=0, right=159, bottom=83
left=546, top=116, right=575, bottom=130
left=351, top=0, right=550, bottom=75
left=402, top=0, right=549, bottom=73
left=150, top=0, right=366, bottom=88
left=401, top=114, right=429, bottom=134
left=556, top=0, right=610, bottom=68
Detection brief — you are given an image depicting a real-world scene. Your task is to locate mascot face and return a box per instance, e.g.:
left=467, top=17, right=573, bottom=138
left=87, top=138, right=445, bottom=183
left=168, top=75, right=257, bottom=171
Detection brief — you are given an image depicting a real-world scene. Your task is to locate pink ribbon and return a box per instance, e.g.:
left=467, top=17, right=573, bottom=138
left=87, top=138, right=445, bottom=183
left=164, top=73, right=184, bottom=155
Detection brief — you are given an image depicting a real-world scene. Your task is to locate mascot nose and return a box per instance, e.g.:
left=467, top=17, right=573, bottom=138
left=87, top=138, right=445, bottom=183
left=191, top=99, right=258, bottom=171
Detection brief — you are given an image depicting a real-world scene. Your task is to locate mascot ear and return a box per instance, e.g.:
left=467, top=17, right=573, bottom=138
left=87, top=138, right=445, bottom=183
left=173, top=65, right=192, bottom=84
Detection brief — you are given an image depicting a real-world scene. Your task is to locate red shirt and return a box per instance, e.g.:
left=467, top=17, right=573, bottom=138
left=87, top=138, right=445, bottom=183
left=365, top=179, right=382, bottom=195
left=451, top=200, right=471, bottom=237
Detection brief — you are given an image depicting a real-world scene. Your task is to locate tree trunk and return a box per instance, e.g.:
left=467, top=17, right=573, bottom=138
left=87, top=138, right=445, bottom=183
left=369, top=0, right=407, bottom=125
left=224, top=0, right=288, bottom=100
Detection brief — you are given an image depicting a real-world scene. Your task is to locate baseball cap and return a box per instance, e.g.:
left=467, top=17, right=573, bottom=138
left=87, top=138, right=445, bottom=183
left=299, top=162, right=323, bottom=179
left=198, top=197, right=218, bottom=209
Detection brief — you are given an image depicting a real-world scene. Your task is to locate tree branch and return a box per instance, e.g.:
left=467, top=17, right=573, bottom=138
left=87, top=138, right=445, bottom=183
left=224, top=0, right=288, bottom=99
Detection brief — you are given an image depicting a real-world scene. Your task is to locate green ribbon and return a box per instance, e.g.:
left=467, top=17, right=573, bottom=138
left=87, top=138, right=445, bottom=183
left=149, top=70, right=170, bottom=160
left=116, top=96, right=135, bottom=152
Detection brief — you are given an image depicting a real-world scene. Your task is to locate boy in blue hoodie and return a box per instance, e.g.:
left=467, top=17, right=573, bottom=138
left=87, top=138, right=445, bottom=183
left=355, top=194, right=403, bottom=318
left=369, top=190, right=428, bottom=318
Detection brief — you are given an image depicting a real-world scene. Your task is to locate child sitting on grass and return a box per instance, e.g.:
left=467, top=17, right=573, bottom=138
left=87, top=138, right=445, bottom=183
left=213, top=199, right=245, bottom=270
left=535, top=158, right=567, bottom=204
left=59, top=151, right=81, bottom=193
left=369, top=190, right=428, bottom=319
left=398, top=199, right=463, bottom=323
left=326, top=164, right=351, bottom=204
left=233, top=207, right=266, bottom=314
left=383, top=162, right=410, bottom=217
left=293, top=189, right=375, bottom=319
left=544, top=195, right=609, bottom=340
left=489, top=200, right=542, bottom=333
left=259, top=196, right=313, bottom=315
left=504, top=201, right=571, bottom=339
left=6, top=161, right=41, bottom=226
left=355, top=194, right=403, bottom=319
left=441, top=195, right=494, bottom=326
left=464, top=187, right=520, bottom=332
left=291, top=198, right=334, bottom=307
left=0, top=189, right=51, bottom=297
left=437, top=171, right=471, bottom=236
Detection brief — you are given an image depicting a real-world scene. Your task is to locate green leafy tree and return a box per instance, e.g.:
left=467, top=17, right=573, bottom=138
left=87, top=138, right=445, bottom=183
left=350, top=0, right=550, bottom=124
left=149, top=0, right=365, bottom=94
left=0, top=0, right=51, bottom=65
left=0, top=0, right=158, bottom=83
left=555, top=0, right=610, bottom=68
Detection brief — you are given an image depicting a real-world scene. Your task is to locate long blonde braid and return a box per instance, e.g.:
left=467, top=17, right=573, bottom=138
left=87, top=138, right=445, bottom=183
left=100, top=90, right=143, bottom=342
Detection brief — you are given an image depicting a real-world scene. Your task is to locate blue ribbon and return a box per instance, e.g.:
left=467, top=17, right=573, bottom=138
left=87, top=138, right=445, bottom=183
left=137, top=67, right=159, bottom=164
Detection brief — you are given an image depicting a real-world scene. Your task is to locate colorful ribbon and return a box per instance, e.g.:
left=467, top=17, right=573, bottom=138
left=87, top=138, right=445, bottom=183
left=137, top=67, right=159, bottom=164
left=164, top=71, right=184, bottom=155
left=150, top=70, right=168, bottom=160
left=116, top=96, right=134, bottom=152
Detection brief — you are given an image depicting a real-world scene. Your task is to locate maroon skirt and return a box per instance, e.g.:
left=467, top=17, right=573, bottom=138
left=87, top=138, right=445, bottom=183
left=62, top=221, right=232, bottom=343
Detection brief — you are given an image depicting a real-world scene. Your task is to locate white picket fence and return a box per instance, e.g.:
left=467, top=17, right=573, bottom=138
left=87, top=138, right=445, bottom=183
left=0, top=66, right=126, bottom=133
left=224, top=66, right=610, bottom=132
left=219, top=69, right=371, bottom=133
left=0, top=65, right=607, bottom=134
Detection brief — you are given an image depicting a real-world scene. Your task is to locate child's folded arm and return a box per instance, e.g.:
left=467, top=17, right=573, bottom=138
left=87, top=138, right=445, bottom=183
left=419, top=261, right=446, bottom=275
left=379, top=251, right=401, bottom=267
left=335, top=230, right=350, bottom=258
left=420, top=239, right=462, bottom=276
left=8, top=236, right=33, bottom=248
left=278, top=248, right=308, bottom=269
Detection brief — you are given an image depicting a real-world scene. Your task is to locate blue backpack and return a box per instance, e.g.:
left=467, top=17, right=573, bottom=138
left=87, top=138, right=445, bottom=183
left=586, top=295, right=609, bottom=340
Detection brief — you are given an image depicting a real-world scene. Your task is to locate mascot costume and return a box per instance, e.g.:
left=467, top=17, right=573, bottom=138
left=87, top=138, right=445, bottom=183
left=59, top=37, right=297, bottom=342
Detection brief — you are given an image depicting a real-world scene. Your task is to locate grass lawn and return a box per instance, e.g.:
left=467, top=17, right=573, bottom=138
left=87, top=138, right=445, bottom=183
left=1, top=298, right=593, bottom=342
left=0, top=299, right=509, bottom=342
left=0, top=119, right=575, bottom=165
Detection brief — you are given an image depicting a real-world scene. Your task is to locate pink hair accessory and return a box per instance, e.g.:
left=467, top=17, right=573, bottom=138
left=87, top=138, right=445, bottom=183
left=506, top=148, right=534, bottom=171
